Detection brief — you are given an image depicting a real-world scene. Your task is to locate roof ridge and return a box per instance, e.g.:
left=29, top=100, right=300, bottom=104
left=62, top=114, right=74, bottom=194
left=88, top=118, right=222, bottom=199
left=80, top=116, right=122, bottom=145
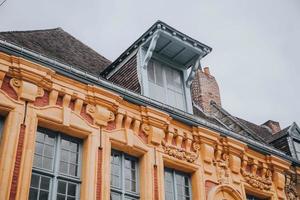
left=0, top=27, right=63, bottom=34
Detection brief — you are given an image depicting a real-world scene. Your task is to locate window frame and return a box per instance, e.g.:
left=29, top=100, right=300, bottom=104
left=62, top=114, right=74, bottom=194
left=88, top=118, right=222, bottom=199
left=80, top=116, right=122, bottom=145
left=293, top=140, right=300, bottom=159
left=110, top=149, right=140, bottom=200
left=30, top=127, right=83, bottom=200
left=164, top=167, right=192, bottom=200
left=147, top=58, right=187, bottom=111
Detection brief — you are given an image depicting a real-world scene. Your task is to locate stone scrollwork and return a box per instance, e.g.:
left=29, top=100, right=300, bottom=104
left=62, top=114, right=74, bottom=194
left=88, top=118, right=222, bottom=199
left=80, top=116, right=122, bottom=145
left=161, top=140, right=199, bottom=163
left=285, top=174, right=299, bottom=200
left=9, top=78, right=44, bottom=101
left=86, top=104, right=115, bottom=126
left=214, top=153, right=230, bottom=184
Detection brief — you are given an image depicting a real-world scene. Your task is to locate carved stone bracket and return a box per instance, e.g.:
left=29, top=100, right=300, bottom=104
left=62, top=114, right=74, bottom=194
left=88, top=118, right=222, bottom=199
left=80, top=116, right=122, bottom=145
left=9, top=78, right=44, bottom=102
left=86, top=104, right=115, bottom=126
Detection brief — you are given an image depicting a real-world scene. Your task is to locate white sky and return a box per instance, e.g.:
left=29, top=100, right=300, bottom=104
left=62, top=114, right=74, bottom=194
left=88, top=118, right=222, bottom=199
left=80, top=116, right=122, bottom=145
left=0, top=0, right=299, bottom=128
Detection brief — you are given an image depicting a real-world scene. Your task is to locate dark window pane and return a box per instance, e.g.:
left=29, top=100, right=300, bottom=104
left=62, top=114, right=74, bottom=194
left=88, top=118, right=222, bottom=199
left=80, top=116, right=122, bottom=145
left=39, top=191, right=49, bottom=200
left=57, top=181, right=67, bottom=194
left=68, top=183, right=77, bottom=196
left=67, top=197, right=76, bottom=200
left=30, top=174, right=40, bottom=188
left=29, top=188, right=38, bottom=200
left=40, top=177, right=50, bottom=190
left=57, top=194, right=65, bottom=200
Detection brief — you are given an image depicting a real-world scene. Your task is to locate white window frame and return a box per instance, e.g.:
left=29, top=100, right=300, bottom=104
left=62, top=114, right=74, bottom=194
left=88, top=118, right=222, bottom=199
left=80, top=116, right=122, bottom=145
left=164, top=168, right=192, bottom=200
left=138, top=48, right=193, bottom=113
left=110, top=149, right=140, bottom=200
left=29, top=127, right=82, bottom=200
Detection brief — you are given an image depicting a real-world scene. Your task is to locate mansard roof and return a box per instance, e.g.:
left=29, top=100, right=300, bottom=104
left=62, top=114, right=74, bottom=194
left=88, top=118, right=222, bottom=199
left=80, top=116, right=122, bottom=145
left=0, top=28, right=111, bottom=76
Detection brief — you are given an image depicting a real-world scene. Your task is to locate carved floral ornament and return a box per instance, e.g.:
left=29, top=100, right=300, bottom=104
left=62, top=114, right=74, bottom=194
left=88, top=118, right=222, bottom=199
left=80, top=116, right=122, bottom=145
left=161, top=131, right=200, bottom=163
left=285, top=173, right=299, bottom=200
left=240, top=156, right=272, bottom=191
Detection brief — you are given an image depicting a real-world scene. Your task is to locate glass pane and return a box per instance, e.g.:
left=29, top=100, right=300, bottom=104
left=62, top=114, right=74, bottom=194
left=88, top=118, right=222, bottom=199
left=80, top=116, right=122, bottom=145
left=294, top=142, right=300, bottom=151
left=29, top=188, right=38, bottom=200
left=43, top=157, right=53, bottom=170
left=36, top=131, right=45, bottom=142
left=155, top=62, right=164, bottom=86
left=33, top=155, right=43, bottom=168
left=67, top=197, right=76, bottom=200
left=57, top=180, right=67, bottom=194
left=44, top=145, right=54, bottom=158
left=61, top=139, right=69, bottom=149
left=39, top=191, right=49, bottom=200
left=68, top=183, right=77, bottom=196
left=147, top=61, right=155, bottom=82
left=40, top=177, right=50, bottom=190
left=70, top=152, right=78, bottom=164
left=69, top=164, right=77, bottom=176
left=110, top=192, right=122, bottom=200
left=35, top=142, right=44, bottom=155
left=57, top=194, right=65, bottom=200
left=45, top=133, right=55, bottom=145
left=30, top=174, right=40, bottom=188
left=70, top=142, right=78, bottom=152
left=59, top=161, right=68, bottom=174
left=61, top=150, right=69, bottom=161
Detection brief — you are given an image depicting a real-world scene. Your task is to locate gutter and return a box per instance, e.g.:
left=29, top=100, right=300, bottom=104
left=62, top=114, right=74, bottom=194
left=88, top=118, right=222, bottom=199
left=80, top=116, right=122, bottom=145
left=0, top=39, right=299, bottom=166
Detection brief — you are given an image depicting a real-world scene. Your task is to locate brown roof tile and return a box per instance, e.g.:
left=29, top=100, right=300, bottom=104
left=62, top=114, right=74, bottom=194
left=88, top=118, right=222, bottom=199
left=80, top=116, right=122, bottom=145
left=0, top=28, right=111, bottom=76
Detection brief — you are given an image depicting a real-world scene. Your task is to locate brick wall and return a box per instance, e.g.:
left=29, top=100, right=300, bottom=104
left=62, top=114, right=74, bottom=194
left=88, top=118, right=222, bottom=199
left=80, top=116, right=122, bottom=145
left=191, top=67, right=221, bottom=114
left=108, top=55, right=141, bottom=93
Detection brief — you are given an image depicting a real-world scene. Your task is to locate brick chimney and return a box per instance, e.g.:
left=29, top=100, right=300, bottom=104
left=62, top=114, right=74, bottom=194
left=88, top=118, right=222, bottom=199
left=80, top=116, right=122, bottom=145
left=262, top=120, right=281, bottom=134
left=191, top=67, right=221, bottom=114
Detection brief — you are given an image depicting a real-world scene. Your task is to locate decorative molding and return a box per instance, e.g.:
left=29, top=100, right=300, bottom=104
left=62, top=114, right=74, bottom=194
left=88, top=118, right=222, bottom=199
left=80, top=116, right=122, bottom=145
left=285, top=173, right=299, bottom=200
left=161, top=140, right=199, bottom=163
left=9, top=78, right=44, bottom=102
left=240, top=156, right=272, bottom=191
left=142, top=31, right=160, bottom=69
left=86, top=104, right=115, bottom=126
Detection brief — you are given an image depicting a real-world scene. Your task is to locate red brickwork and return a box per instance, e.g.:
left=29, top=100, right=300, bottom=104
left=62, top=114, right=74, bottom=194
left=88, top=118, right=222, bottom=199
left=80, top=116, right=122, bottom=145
left=96, top=148, right=102, bottom=200
left=191, top=68, right=221, bottom=114
left=1, top=76, right=18, bottom=100
left=9, top=124, right=26, bottom=200
left=108, top=55, right=141, bottom=93
left=33, top=90, right=49, bottom=107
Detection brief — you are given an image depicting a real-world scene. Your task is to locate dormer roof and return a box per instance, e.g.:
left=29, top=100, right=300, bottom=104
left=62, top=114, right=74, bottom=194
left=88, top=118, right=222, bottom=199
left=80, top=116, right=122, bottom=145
left=101, top=20, right=212, bottom=77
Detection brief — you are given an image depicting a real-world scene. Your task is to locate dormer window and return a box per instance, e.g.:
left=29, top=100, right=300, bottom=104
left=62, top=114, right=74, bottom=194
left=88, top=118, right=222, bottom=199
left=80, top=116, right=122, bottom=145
left=147, top=59, right=186, bottom=110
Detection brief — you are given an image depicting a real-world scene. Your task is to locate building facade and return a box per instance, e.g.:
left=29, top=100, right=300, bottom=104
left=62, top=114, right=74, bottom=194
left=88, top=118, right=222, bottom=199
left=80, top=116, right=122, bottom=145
left=0, top=21, right=299, bottom=200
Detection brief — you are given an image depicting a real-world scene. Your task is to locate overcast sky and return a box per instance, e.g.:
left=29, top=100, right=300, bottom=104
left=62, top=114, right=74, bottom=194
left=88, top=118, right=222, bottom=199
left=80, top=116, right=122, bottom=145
left=0, top=0, right=299, bottom=128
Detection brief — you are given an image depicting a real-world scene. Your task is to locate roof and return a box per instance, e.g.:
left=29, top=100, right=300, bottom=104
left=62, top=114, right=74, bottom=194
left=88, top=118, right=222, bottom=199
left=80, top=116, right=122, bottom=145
left=101, top=20, right=212, bottom=77
left=268, top=126, right=290, bottom=143
left=236, top=117, right=273, bottom=141
left=0, top=28, right=111, bottom=76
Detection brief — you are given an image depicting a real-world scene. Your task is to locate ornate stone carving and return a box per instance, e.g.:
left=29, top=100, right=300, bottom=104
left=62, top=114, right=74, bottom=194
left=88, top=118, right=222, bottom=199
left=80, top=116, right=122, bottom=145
left=285, top=174, right=299, bottom=200
left=86, top=104, right=115, bottom=126
left=214, top=153, right=230, bottom=184
left=9, top=78, right=44, bottom=101
left=161, top=140, right=199, bottom=163
left=241, top=156, right=272, bottom=190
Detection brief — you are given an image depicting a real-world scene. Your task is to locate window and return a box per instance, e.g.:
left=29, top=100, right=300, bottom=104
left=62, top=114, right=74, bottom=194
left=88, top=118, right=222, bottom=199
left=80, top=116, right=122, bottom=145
left=164, top=168, right=192, bottom=200
left=294, top=141, right=300, bottom=159
left=246, top=194, right=268, bottom=200
left=147, top=59, right=186, bottom=111
left=110, top=150, right=139, bottom=200
left=29, top=128, right=82, bottom=200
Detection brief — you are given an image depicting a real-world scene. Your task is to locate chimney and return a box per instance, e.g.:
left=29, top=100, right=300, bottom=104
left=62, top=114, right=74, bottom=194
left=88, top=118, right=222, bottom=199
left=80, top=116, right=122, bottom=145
left=262, top=120, right=281, bottom=134
left=191, top=67, right=221, bottom=114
